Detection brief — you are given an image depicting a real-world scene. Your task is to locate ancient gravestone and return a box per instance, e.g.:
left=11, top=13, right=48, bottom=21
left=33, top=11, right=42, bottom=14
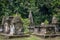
left=39, top=22, right=55, bottom=36
left=2, top=16, right=14, bottom=34
left=28, top=10, right=34, bottom=33
left=11, top=14, right=23, bottom=35
left=34, top=25, right=40, bottom=34
left=52, top=16, right=58, bottom=24
left=40, top=23, right=46, bottom=35
left=2, top=14, right=24, bottom=35
left=52, top=16, right=59, bottom=33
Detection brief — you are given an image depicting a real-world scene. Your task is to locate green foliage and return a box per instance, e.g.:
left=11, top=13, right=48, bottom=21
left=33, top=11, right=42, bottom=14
left=23, top=18, right=30, bottom=27
left=13, top=13, right=30, bottom=33
left=22, top=18, right=30, bottom=33
left=53, top=14, right=57, bottom=17
left=0, top=0, right=60, bottom=25
left=44, top=20, right=49, bottom=25
left=56, top=13, right=60, bottom=22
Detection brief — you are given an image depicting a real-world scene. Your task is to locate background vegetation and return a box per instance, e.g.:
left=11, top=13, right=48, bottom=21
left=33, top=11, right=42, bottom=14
left=0, top=0, right=60, bottom=25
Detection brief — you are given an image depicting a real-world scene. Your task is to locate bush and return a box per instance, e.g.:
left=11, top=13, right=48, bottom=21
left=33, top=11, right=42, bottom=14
left=44, top=20, right=49, bottom=25
left=22, top=18, right=30, bottom=33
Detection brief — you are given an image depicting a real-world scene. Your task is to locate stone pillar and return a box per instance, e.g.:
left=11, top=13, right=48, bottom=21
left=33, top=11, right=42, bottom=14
left=4, top=22, right=9, bottom=34
left=9, top=24, right=15, bottom=35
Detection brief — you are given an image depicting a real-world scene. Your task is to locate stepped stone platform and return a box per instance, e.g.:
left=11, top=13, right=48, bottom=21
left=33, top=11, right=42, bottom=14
left=32, top=33, right=60, bottom=38
left=0, top=33, right=30, bottom=39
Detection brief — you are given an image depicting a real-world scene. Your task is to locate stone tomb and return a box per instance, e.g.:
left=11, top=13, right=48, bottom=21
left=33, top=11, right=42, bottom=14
left=11, top=15, right=23, bottom=35
left=33, top=16, right=60, bottom=37
left=52, top=16, right=60, bottom=34
left=2, top=16, right=14, bottom=34
left=1, top=16, right=24, bottom=35
left=34, top=23, right=55, bottom=37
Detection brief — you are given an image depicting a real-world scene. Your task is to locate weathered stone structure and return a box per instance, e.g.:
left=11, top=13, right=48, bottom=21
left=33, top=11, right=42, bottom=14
left=33, top=16, right=60, bottom=37
left=2, top=16, right=14, bottom=34
left=0, top=13, right=60, bottom=38
left=11, top=14, right=23, bottom=35
left=52, top=16, right=60, bottom=34
left=1, top=14, right=24, bottom=35
left=28, top=11, right=34, bottom=33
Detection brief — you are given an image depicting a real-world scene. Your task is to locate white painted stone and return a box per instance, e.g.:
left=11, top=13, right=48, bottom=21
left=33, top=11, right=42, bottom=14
left=9, top=25, right=15, bottom=35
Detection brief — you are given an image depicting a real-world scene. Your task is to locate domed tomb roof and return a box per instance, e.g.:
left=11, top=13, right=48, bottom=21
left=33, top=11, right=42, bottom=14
left=11, top=15, right=23, bottom=24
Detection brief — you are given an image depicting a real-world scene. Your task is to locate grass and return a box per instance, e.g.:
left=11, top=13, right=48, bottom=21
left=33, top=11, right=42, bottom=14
left=0, top=35, right=40, bottom=40
left=0, top=35, right=60, bottom=40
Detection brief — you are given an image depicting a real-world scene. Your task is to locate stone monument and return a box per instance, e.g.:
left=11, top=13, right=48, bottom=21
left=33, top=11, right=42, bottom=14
left=11, top=13, right=23, bottom=35
left=28, top=10, right=34, bottom=33
left=52, top=16, right=58, bottom=24
left=2, top=16, right=14, bottom=34
left=52, top=16, right=60, bottom=34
